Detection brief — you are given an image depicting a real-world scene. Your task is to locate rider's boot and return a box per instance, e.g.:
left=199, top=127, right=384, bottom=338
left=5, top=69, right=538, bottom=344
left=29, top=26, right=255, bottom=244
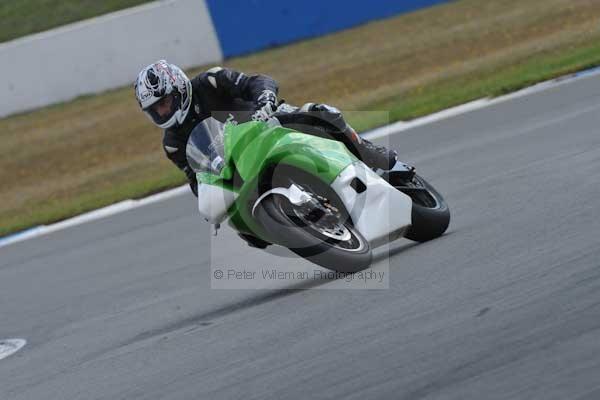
left=344, top=125, right=398, bottom=171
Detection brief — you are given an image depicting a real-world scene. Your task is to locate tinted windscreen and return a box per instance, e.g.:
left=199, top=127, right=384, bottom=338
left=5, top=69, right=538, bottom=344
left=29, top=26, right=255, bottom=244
left=186, top=117, right=226, bottom=174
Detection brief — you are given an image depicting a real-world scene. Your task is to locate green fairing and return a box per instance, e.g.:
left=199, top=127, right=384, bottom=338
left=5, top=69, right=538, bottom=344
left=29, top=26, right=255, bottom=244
left=196, top=121, right=357, bottom=238
left=229, top=121, right=355, bottom=181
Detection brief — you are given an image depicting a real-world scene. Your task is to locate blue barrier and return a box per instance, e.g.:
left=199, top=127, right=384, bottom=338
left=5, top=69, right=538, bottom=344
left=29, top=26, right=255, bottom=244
left=206, top=0, right=451, bottom=57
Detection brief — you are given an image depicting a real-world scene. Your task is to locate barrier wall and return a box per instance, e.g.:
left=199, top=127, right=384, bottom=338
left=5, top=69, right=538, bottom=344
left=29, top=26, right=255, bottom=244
left=0, top=0, right=222, bottom=118
left=1, top=0, right=451, bottom=118
left=205, top=0, right=451, bottom=57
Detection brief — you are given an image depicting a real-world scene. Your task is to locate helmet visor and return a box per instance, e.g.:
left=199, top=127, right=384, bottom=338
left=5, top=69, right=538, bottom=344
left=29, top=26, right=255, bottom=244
left=144, top=93, right=179, bottom=126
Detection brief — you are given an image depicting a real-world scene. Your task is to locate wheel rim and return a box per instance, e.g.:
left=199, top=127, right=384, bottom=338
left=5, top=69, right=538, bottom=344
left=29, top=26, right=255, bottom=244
left=292, top=208, right=352, bottom=241
left=278, top=196, right=366, bottom=252
left=393, top=175, right=440, bottom=209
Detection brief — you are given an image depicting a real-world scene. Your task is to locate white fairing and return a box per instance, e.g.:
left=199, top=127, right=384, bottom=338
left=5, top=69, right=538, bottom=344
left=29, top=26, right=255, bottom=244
left=331, top=162, right=413, bottom=247
left=251, top=184, right=311, bottom=216
left=197, top=183, right=238, bottom=224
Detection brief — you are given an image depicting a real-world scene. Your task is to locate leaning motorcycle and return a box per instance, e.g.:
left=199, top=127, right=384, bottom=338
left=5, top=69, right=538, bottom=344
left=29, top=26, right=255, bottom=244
left=186, top=117, right=450, bottom=272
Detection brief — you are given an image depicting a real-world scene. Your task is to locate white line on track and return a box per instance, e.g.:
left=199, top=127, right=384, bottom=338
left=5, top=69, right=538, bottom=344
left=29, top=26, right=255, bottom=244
left=2, top=66, right=600, bottom=249
left=0, top=339, right=27, bottom=361
left=0, top=186, right=188, bottom=249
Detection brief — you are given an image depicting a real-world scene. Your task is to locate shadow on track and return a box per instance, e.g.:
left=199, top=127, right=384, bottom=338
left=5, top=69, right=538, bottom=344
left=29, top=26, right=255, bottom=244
left=372, top=241, right=419, bottom=263
left=78, top=275, right=339, bottom=365
left=133, top=239, right=426, bottom=344
left=84, top=240, right=428, bottom=364
left=113, top=275, right=337, bottom=350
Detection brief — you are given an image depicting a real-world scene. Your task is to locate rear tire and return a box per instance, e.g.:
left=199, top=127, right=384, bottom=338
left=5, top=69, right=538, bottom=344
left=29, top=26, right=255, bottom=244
left=254, top=194, right=372, bottom=272
left=398, top=174, right=450, bottom=242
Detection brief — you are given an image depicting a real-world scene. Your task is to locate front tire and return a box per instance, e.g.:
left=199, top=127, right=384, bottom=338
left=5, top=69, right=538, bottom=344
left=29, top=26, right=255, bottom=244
left=254, top=194, right=372, bottom=272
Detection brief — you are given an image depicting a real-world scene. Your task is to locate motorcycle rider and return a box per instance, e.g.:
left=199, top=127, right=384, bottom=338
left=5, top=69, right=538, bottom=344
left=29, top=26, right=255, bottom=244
left=134, top=60, right=398, bottom=199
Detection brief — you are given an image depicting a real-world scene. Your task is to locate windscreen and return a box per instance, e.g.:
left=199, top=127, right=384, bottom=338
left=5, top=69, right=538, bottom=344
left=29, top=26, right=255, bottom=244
left=186, top=117, right=226, bottom=175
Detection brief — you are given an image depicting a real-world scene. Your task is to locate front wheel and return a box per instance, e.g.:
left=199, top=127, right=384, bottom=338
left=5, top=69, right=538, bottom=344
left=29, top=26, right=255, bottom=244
left=254, top=194, right=372, bottom=272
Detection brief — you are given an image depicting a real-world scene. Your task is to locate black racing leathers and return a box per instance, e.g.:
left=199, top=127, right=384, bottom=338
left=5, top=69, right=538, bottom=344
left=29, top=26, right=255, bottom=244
left=162, top=67, right=278, bottom=195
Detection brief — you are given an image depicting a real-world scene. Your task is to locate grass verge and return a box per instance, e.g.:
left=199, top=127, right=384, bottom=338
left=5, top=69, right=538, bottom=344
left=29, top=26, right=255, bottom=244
left=2, top=0, right=600, bottom=237
left=351, top=41, right=600, bottom=131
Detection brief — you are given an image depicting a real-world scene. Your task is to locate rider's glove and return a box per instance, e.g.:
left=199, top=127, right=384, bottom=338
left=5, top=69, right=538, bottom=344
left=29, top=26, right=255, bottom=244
left=252, top=90, right=277, bottom=122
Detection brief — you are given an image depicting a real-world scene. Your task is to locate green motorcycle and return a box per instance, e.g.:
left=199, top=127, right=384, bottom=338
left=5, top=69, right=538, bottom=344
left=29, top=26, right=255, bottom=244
left=186, top=117, right=450, bottom=272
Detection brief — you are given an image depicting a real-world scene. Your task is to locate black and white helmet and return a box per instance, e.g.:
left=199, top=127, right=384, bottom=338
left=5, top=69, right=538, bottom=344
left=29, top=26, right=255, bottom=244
left=135, top=60, right=192, bottom=129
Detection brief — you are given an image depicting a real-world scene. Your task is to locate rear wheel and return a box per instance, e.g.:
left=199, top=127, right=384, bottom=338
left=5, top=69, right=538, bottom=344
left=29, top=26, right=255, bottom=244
left=392, top=174, right=450, bottom=242
left=254, top=193, right=372, bottom=272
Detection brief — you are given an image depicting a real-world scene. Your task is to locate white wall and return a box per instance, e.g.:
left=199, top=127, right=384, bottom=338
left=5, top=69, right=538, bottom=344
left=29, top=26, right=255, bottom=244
left=0, top=0, right=223, bottom=118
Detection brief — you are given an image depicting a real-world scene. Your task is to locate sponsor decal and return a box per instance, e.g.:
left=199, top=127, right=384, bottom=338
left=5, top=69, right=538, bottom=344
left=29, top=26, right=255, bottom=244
left=139, top=91, right=153, bottom=101
left=226, top=113, right=238, bottom=125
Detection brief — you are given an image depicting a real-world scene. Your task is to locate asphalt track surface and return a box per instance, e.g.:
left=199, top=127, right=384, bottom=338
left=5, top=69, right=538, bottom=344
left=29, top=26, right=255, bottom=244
left=2, top=75, right=600, bottom=400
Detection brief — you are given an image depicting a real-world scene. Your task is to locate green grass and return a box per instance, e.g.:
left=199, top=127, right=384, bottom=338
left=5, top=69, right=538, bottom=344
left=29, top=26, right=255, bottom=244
left=350, top=42, right=600, bottom=132
left=0, top=168, right=186, bottom=237
left=0, top=0, right=153, bottom=43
